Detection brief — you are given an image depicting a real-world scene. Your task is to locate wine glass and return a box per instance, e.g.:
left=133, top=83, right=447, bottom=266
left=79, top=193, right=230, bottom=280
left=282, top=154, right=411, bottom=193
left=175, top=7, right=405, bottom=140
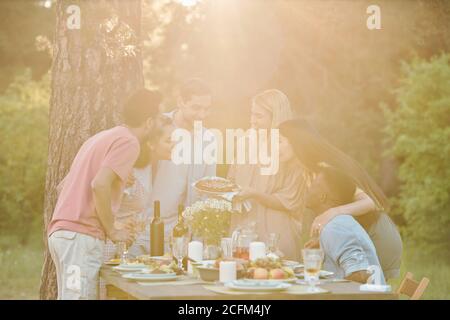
left=171, top=236, right=189, bottom=271
left=302, top=248, right=324, bottom=292
left=116, top=176, right=147, bottom=258
left=221, top=237, right=233, bottom=259
left=265, top=233, right=285, bottom=259
left=266, top=233, right=278, bottom=252
left=117, top=241, right=128, bottom=265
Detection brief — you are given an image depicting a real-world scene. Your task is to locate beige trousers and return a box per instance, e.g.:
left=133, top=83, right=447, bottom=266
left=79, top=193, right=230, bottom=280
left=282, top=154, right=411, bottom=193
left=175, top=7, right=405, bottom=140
left=48, top=230, right=104, bottom=300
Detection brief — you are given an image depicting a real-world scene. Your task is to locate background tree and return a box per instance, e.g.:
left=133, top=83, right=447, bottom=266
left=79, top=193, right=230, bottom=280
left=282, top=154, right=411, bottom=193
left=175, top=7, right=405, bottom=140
left=39, top=0, right=144, bottom=300
left=0, top=71, right=49, bottom=245
left=0, top=0, right=54, bottom=91
left=384, top=53, right=450, bottom=256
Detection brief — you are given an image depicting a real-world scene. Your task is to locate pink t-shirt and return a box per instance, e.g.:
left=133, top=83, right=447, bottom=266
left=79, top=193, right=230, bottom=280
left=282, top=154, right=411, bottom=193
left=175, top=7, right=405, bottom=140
left=48, top=126, right=140, bottom=240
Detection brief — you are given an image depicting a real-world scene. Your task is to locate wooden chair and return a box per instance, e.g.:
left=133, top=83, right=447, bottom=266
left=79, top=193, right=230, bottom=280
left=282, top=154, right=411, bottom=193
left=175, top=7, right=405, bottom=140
left=396, top=272, right=430, bottom=300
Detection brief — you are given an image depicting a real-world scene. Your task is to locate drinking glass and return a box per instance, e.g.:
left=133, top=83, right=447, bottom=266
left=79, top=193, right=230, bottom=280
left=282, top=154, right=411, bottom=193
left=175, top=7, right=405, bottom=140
left=117, top=241, right=128, bottom=265
left=171, top=236, right=189, bottom=271
left=117, top=178, right=146, bottom=232
left=231, top=227, right=242, bottom=257
left=302, top=248, right=324, bottom=292
left=112, top=179, right=145, bottom=265
left=221, top=237, right=233, bottom=259
left=266, top=233, right=278, bottom=253
left=236, top=233, right=251, bottom=260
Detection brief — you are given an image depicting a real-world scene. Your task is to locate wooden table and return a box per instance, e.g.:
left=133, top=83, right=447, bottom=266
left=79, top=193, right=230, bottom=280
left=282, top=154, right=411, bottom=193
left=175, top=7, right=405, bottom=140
left=100, top=265, right=398, bottom=300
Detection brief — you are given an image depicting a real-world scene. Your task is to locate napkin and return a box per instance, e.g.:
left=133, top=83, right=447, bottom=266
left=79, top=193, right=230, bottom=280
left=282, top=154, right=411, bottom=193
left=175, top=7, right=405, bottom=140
left=137, top=277, right=204, bottom=286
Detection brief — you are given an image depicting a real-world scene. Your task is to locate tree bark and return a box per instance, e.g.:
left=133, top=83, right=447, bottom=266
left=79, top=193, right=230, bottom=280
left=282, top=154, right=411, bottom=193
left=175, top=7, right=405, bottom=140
left=39, top=0, right=143, bottom=300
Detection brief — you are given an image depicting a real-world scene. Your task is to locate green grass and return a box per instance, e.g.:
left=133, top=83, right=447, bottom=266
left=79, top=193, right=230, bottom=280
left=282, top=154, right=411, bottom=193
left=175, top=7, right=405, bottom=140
left=0, top=231, right=44, bottom=299
left=389, top=243, right=450, bottom=300
left=0, top=231, right=448, bottom=299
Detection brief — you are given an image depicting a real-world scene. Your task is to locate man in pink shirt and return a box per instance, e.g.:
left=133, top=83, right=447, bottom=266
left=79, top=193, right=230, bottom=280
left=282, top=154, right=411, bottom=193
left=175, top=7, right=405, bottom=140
left=47, top=89, right=161, bottom=299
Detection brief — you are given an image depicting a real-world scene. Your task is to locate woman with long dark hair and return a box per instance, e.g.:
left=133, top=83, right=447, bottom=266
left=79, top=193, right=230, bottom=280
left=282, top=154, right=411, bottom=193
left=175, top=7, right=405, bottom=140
left=279, top=118, right=402, bottom=280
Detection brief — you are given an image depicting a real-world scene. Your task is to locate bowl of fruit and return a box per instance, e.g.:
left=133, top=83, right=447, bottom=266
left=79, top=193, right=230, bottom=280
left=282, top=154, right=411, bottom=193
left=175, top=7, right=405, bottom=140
left=244, top=257, right=296, bottom=283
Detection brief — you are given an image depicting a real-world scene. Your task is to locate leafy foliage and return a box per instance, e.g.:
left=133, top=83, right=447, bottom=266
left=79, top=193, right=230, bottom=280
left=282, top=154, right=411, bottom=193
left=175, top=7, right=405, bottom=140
left=0, top=70, right=49, bottom=243
left=384, top=53, right=450, bottom=255
left=0, top=1, right=54, bottom=91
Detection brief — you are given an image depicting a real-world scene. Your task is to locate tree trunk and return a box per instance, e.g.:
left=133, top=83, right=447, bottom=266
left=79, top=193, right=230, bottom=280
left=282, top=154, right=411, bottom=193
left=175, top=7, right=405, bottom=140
left=39, top=0, right=143, bottom=300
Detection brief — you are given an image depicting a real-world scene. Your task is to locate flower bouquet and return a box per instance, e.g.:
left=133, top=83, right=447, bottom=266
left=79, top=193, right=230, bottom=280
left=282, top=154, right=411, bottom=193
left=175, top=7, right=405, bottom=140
left=183, top=198, right=237, bottom=247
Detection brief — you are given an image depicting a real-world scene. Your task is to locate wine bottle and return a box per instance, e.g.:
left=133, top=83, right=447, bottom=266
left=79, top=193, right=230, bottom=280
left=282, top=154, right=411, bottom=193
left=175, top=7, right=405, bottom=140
left=172, top=204, right=189, bottom=238
left=172, top=204, right=189, bottom=270
left=150, top=200, right=164, bottom=256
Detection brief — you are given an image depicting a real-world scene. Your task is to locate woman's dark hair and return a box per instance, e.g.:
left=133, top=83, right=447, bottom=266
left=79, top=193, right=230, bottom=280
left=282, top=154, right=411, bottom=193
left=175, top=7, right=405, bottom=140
left=279, top=118, right=389, bottom=211
left=122, top=89, right=162, bottom=127
left=179, top=78, right=211, bottom=102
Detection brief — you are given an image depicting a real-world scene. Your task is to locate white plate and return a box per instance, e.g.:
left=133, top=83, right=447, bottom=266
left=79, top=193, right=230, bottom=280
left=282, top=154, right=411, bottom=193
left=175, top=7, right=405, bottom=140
left=122, top=272, right=178, bottom=282
left=138, top=255, right=173, bottom=263
left=296, top=278, right=350, bottom=285
left=192, top=176, right=241, bottom=196
left=146, top=255, right=172, bottom=261
left=295, top=270, right=335, bottom=279
left=243, top=277, right=297, bottom=283
left=282, top=260, right=303, bottom=268
left=226, top=280, right=291, bottom=292
left=113, top=264, right=147, bottom=272
left=195, top=260, right=216, bottom=267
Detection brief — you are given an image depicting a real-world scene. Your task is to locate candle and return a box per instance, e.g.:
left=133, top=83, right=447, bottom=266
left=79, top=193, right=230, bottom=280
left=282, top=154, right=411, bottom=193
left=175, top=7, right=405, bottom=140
left=249, top=241, right=266, bottom=261
left=187, top=241, right=203, bottom=275
left=219, top=261, right=237, bottom=283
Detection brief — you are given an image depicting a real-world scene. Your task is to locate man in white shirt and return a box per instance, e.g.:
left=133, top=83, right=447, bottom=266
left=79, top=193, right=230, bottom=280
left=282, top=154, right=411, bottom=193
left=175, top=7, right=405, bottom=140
left=150, top=78, right=216, bottom=246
